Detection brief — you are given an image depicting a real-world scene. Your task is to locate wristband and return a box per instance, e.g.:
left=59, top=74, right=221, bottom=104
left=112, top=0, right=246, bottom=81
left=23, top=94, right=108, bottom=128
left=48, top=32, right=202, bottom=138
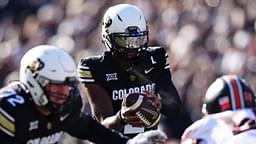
left=116, top=110, right=127, bottom=125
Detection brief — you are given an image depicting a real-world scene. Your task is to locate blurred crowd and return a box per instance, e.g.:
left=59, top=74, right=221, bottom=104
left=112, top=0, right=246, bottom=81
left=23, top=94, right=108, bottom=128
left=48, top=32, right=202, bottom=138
left=1, top=0, right=256, bottom=135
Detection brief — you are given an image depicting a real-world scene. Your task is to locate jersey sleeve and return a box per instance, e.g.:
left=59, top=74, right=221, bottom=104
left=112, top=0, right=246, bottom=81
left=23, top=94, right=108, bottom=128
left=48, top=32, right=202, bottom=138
left=161, top=47, right=170, bottom=70
left=77, top=58, right=96, bottom=84
left=151, top=47, right=182, bottom=114
left=0, top=94, right=17, bottom=140
left=149, top=46, right=170, bottom=71
left=66, top=113, right=129, bottom=144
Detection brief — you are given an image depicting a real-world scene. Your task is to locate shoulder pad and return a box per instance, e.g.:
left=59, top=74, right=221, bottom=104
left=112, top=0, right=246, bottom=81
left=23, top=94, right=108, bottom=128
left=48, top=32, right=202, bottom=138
left=79, top=55, right=103, bottom=66
left=80, top=55, right=103, bottom=61
left=147, top=46, right=163, bottom=52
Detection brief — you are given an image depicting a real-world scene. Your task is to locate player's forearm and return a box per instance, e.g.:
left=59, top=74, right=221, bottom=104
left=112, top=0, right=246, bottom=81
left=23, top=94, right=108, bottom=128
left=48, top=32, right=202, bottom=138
left=158, top=81, right=182, bottom=116
left=155, top=68, right=183, bottom=115
left=67, top=114, right=128, bottom=144
left=101, top=112, right=124, bottom=131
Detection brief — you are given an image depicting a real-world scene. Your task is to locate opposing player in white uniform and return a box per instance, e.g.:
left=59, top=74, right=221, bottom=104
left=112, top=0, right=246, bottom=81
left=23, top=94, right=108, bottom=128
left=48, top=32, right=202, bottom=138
left=181, top=75, right=256, bottom=144
left=226, top=108, right=256, bottom=144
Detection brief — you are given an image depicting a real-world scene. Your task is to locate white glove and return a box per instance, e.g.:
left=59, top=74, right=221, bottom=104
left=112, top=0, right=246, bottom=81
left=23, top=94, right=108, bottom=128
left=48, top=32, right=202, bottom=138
left=127, top=130, right=167, bottom=144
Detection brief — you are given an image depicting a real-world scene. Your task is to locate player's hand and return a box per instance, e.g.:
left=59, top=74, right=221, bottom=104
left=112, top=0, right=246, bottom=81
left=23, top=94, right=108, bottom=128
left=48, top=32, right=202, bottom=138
left=127, top=130, right=167, bottom=144
left=120, top=105, right=145, bottom=127
left=142, top=92, right=161, bottom=113
left=120, top=92, right=161, bottom=127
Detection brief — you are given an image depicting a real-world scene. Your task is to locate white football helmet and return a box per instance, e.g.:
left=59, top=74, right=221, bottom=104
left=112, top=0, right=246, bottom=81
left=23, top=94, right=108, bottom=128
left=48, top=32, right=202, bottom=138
left=102, top=4, right=148, bottom=60
left=20, top=45, right=78, bottom=114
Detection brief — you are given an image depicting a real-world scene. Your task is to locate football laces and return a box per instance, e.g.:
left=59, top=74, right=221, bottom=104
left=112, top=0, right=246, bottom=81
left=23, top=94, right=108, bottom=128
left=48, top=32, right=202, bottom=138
left=136, top=111, right=151, bottom=126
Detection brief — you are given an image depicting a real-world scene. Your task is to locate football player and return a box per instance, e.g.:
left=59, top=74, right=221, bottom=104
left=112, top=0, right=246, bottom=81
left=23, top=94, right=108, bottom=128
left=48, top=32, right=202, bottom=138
left=226, top=108, right=256, bottom=144
left=0, top=45, right=167, bottom=144
left=181, top=75, right=256, bottom=144
left=77, top=3, right=192, bottom=139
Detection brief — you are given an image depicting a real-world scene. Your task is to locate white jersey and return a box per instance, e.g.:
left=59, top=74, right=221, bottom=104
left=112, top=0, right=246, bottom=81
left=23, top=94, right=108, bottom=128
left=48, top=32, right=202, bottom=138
left=226, top=129, right=256, bottom=144
left=226, top=108, right=256, bottom=144
left=181, top=108, right=256, bottom=144
left=181, top=114, right=233, bottom=144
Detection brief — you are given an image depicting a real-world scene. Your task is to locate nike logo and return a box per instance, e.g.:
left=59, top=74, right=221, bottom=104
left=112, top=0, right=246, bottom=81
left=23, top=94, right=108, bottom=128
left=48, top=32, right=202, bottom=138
left=60, top=113, right=69, bottom=121
left=144, top=67, right=154, bottom=74
left=140, top=107, right=159, bottom=120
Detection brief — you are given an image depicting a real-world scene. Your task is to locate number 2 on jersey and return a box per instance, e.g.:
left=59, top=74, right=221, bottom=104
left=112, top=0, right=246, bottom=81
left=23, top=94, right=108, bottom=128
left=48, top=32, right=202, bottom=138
left=3, top=90, right=25, bottom=107
left=7, top=95, right=25, bottom=107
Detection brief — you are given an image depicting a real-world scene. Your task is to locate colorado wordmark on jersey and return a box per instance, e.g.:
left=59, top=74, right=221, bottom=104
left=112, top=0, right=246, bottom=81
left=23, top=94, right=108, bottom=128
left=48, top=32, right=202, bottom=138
left=26, top=131, right=63, bottom=144
left=112, top=83, right=156, bottom=100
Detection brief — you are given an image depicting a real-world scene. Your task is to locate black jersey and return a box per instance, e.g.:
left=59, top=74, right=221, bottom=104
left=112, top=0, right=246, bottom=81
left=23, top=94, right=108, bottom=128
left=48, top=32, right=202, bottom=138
left=78, top=47, right=183, bottom=136
left=0, top=82, right=128, bottom=144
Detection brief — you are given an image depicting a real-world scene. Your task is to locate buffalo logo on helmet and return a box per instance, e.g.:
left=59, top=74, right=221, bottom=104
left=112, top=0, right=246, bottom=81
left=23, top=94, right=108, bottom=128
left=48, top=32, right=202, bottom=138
left=28, top=58, right=44, bottom=73
left=103, top=16, right=112, bottom=28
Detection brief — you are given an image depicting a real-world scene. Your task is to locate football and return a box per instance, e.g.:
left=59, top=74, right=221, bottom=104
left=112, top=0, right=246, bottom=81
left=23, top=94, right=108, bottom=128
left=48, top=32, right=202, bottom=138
left=123, top=92, right=161, bottom=128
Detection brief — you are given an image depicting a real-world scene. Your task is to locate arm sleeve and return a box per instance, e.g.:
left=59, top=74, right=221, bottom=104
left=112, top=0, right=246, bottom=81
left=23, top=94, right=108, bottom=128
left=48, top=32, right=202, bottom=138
left=0, top=97, right=17, bottom=143
left=66, top=113, right=129, bottom=144
left=157, top=68, right=182, bottom=117
left=156, top=48, right=193, bottom=138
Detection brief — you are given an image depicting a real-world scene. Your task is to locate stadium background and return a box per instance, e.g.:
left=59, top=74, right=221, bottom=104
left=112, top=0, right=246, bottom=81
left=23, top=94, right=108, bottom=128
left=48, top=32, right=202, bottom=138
left=0, top=0, right=256, bottom=143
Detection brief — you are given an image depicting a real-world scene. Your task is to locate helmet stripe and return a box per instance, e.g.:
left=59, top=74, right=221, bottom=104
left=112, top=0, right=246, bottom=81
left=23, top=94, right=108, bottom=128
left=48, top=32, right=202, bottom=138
left=229, top=76, right=241, bottom=109
left=222, top=76, right=236, bottom=110
left=234, top=76, right=245, bottom=108
left=223, top=75, right=243, bottom=110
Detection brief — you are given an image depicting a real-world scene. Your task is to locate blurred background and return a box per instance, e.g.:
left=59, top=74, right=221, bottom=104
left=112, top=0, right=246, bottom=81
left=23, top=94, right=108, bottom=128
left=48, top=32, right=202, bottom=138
left=1, top=0, right=256, bottom=143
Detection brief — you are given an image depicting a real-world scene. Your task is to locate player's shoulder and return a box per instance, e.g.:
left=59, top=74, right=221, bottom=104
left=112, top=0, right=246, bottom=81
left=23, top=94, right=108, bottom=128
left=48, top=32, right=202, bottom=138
left=78, top=52, right=112, bottom=76
left=0, top=82, right=27, bottom=109
left=182, top=117, right=220, bottom=137
left=144, top=46, right=169, bottom=68
left=183, top=117, right=208, bottom=133
left=78, top=54, right=105, bottom=82
left=79, top=54, right=104, bottom=66
left=0, top=82, right=27, bottom=137
left=182, top=116, right=232, bottom=144
left=146, top=46, right=166, bottom=54
left=145, top=46, right=168, bottom=60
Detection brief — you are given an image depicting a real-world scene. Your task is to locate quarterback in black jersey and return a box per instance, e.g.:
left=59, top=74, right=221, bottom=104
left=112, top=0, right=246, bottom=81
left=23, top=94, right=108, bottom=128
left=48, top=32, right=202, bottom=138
left=78, top=4, right=192, bottom=139
left=0, top=45, right=167, bottom=144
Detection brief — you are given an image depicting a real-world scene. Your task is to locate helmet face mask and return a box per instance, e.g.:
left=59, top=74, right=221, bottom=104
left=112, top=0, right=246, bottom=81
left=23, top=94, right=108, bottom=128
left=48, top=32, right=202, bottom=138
left=20, top=45, right=78, bottom=115
left=110, top=30, right=148, bottom=60
left=202, top=75, right=256, bottom=115
left=102, top=4, right=148, bottom=61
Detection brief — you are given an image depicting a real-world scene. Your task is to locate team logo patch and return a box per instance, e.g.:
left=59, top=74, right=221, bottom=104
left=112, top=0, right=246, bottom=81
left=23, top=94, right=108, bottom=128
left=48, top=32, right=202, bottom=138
left=29, top=120, right=39, bottom=131
left=144, top=67, right=154, bottom=74
left=219, top=96, right=231, bottom=111
left=129, top=75, right=136, bottom=81
left=106, top=73, right=118, bottom=81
